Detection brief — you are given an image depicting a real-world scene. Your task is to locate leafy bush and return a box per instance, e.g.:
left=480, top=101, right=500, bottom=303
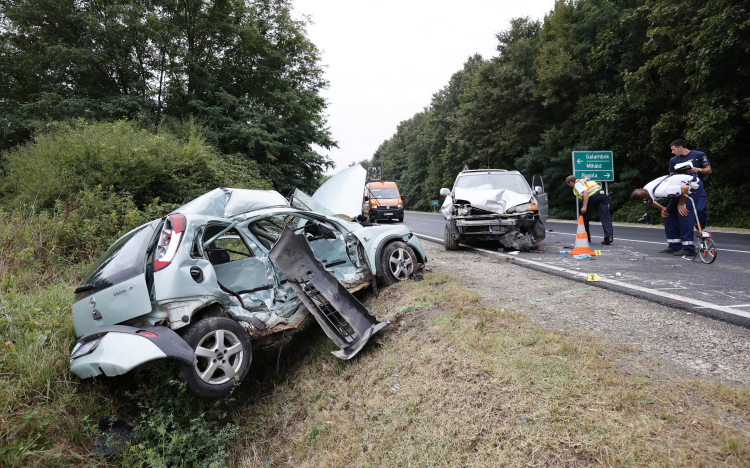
left=121, top=368, right=237, bottom=468
left=1, top=119, right=271, bottom=210
left=703, top=185, right=750, bottom=229
left=0, top=186, right=180, bottom=292
left=612, top=199, right=663, bottom=225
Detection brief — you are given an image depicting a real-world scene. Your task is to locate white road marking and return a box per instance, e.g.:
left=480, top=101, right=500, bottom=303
left=693, top=304, right=750, bottom=309
left=547, top=231, right=750, bottom=254
left=408, top=216, right=446, bottom=223
left=416, top=233, right=750, bottom=320
left=407, top=215, right=750, bottom=254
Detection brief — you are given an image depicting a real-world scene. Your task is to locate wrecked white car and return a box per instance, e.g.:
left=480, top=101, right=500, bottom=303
left=440, top=169, right=548, bottom=251
left=69, top=180, right=426, bottom=398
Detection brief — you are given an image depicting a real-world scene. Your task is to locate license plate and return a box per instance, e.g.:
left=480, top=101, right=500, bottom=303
left=384, top=213, right=393, bottom=216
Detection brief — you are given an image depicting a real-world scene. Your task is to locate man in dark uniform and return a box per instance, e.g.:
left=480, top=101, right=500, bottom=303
left=669, top=139, right=711, bottom=178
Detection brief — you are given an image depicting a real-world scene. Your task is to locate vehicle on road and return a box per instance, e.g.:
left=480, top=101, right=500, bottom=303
left=363, top=180, right=404, bottom=223
left=440, top=169, right=548, bottom=251
left=70, top=185, right=426, bottom=398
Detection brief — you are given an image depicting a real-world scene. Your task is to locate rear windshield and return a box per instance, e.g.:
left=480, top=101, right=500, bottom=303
left=369, top=187, right=400, bottom=199
left=455, top=173, right=531, bottom=194
left=77, top=221, right=158, bottom=297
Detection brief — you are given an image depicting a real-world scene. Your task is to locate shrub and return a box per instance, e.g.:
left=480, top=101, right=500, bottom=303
left=1, top=120, right=271, bottom=210
left=0, top=187, right=177, bottom=292
left=121, top=367, right=238, bottom=468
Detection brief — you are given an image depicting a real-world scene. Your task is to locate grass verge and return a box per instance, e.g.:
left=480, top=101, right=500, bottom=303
left=232, top=271, right=750, bottom=467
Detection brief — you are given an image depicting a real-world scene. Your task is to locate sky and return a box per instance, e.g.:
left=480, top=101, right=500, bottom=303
left=291, top=0, right=559, bottom=174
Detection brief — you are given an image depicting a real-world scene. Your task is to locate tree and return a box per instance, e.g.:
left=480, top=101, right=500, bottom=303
left=0, top=0, right=334, bottom=193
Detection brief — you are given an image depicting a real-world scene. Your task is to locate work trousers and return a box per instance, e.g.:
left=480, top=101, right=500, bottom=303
left=664, top=183, right=707, bottom=253
left=580, top=192, right=613, bottom=241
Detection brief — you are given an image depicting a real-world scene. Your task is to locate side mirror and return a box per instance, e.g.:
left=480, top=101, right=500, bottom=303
left=534, top=186, right=543, bottom=194
left=401, top=196, right=407, bottom=204
left=439, top=188, right=451, bottom=197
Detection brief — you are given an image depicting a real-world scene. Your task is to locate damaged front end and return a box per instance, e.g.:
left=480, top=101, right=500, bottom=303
left=442, top=181, right=546, bottom=251
left=269, top=226, right=387, bottom=359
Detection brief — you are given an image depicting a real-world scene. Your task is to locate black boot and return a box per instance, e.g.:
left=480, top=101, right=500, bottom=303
left=601, top=237, right=613, bottom=245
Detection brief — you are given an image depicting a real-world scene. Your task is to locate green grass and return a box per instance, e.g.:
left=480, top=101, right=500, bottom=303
left=230, top=271, right=750, bottom=467
left=0, top=284, right=116, bottom=467
left=2, top=263, right=750, bottom=467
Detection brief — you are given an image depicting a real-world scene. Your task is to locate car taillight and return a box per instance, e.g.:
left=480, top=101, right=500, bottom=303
left=136, top=330, right=159, bottom=338
left=154, top=214, right=186, bottom=271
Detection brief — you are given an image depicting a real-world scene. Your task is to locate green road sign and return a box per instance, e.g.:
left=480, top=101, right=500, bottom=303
left=572, top=151, right=614, bottom=181
left=431, top=200, right=439, bottom=206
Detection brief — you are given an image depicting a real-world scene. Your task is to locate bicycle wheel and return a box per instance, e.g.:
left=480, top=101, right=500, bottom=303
left=699, top=238, right=717, bottom=264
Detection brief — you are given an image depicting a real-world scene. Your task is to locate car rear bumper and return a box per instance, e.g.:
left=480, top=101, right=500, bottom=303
left=70, top=325, right=194, bottom=379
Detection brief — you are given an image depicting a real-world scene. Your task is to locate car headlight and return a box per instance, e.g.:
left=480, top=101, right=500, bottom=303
left=70, top=335, right=104, bottom=359
left=398, top=204, right=403, bottom=209
left=457, top=205, right=471, bottom=216
left=507, top=203, right=535, bottom=214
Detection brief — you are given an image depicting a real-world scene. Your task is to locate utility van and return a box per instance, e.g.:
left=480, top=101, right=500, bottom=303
left=363, top=180, right=404, bottom=222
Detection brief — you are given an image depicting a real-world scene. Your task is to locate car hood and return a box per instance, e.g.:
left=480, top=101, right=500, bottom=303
left=312, top=165, right=367, bottom=220
left=453, top=187, right=532, bottom=214
left=173, top=188, right=289, bottom=218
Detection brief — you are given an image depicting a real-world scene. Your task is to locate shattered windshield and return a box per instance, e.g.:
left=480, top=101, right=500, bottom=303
left=455, top=174, right=531, bottom=194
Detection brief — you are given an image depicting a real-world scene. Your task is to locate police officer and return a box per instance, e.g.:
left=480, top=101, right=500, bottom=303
left=630, top=174, right=706, bottom=256
left=669, top=139, right=711, bottom=178
left=566, top=175, right=614, bottom=245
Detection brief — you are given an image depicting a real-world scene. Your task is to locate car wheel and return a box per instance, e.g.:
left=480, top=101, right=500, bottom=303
left=444, top=227, right=459, bottom=251
left=397, top=217, right=403, bottom=222
left=176, top=317, right=252, bottom=398
left=380, top=241, right=415, bottom=286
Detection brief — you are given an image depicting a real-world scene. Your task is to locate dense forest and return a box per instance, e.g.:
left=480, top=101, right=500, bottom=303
left=370, top=0, right=750, bottom=228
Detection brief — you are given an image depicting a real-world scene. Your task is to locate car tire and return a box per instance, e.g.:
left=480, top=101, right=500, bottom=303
left=397, top=217, right=403, bottom=222
left=176, top=317, right=252, bottom=398
left=444, top=227, right=459, bottom=251
left=380, top=241, right=416, bottom=286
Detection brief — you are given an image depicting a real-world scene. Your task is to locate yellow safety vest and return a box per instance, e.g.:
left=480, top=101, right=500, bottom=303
left=573, top=179, right=602, bottom=200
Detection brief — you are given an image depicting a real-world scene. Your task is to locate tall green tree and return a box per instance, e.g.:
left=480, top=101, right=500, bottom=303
left=0, top=0, right=334, bottom=193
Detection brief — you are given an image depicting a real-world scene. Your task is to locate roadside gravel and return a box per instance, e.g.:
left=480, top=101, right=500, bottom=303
left=421, top=240, right=750, bottom=386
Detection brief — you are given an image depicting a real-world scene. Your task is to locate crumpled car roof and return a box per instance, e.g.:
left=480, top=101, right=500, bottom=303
left=174, top=188, right=289, bottom=218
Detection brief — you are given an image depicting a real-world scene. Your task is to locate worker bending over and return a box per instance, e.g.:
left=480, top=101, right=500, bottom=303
left=566, top=175, right=613, bottom=245
left=631, top=174, right=706, bottom=256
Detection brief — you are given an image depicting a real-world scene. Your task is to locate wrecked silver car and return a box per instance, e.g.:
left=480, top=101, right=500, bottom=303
left=69, top=184, right=426, bottom=398
left=440, top=169, right=548, bottom=251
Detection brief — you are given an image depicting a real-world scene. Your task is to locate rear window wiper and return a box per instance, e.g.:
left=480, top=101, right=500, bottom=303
left=74, top=284, right=96, bottom=293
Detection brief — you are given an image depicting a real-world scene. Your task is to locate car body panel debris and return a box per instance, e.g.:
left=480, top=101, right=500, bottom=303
left=269, top=226, right=387, bottom=359
left=70, top=185, right=426, bottom=397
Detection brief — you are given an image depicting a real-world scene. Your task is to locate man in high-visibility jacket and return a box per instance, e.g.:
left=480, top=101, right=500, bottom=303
left=566, top=175, right=614, bottom=245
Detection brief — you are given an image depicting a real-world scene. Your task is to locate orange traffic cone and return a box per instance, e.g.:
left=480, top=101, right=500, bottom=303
left=569, top=216, right=597, bottom=256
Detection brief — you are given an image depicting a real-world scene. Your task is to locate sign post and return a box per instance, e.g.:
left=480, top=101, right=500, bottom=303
left=431, top=200, right=439, bottom=212
left=572, top=151, right=615, bottom=216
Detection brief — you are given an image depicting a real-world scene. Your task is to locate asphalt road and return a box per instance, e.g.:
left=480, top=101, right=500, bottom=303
left=397, top=211, right=750, bottom=327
